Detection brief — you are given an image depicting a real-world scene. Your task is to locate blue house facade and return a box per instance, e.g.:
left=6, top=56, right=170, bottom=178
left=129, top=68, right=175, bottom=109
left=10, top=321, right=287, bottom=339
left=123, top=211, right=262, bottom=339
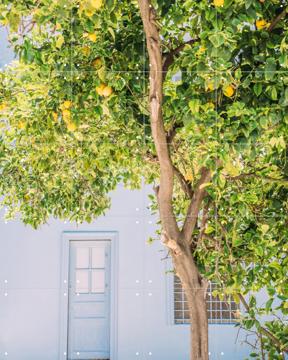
left=0, top=185, right=253, bottom=360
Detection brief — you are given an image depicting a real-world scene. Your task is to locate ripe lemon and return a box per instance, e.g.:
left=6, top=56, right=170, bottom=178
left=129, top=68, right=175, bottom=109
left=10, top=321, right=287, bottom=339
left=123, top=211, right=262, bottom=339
left=256, top=19, right=267, bottom=30
left=92, top=58, right=102, bottom=68
left=90, top=0, right=103, bottom=9
left=96, top=83, right=106, bottom=96
left=88, top=33, right=97, bottom=42
left=213, top=0, right=224, bottom=7
left=223, top=85, right=235, bottom=97
left=67, top=122, right=77, bottom=132
left=52, top=112, right=58, bottom=121
left=62, top=109, right=71, bottom=121
left=102, top=85, right=113, bottom=97
left=0, top=103, right=7, bottom=111
left=18, top=121, right=26, bottom=129
left=63, top=100, right=72, bottom=109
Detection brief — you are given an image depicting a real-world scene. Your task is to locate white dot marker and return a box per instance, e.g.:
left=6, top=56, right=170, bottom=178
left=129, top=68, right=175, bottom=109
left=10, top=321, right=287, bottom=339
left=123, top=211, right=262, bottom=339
left=64, top=352, right=67, bottom=356
left=4, top=352, right=8, bottom=356
left=135, top=207, right=140, bottom=211
left=148, top=293, right=152, bottom=296
left=149, top=352, right=152, bottom=356
left=136, top=220, right=140, bottom=224
left=77, top=352, right=80, bottom=356
left=4, top=293, right=8, bottom=297
left=148, top=280, right=152, bottom=283
left=136, top=280, right=140, bottom=283
left=221, top=352, right=224, bottom=355
left=208, top=352, right=211, bottom=356
left=4, top=280, right=8, bottom=283
left=136, top=352, right=139, bottom=356
left=136, top=293, right=140, bottom=296
left=64, top=293, right=67, bottom=296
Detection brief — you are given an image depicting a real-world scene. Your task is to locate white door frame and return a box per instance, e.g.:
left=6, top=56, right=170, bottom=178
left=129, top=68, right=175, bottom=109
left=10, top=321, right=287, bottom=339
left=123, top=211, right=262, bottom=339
left=59, top=231, right=118, bottom=360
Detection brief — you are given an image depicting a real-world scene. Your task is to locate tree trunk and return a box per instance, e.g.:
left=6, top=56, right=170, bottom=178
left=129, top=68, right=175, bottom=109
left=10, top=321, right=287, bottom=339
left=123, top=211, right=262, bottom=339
left=174, top=250, right=209, bottom=360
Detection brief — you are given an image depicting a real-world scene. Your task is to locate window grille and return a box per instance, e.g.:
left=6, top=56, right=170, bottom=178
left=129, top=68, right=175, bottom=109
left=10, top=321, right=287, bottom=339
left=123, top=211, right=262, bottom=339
left=174, top=276, right=239, bottom=324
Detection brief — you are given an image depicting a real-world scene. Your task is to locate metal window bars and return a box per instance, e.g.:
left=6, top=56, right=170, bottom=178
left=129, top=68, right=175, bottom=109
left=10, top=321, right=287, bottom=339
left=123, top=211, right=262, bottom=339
left=174, top=276, right=239, bottom=324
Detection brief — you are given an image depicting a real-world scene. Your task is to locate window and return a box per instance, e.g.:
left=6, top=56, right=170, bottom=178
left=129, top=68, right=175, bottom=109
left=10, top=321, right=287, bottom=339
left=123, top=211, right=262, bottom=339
left=174, top=276, right=239, bottom=324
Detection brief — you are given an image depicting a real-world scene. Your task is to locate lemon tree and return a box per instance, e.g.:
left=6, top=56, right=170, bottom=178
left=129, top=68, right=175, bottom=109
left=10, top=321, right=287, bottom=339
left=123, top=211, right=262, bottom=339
left=0, top=0, right=288, bottom=359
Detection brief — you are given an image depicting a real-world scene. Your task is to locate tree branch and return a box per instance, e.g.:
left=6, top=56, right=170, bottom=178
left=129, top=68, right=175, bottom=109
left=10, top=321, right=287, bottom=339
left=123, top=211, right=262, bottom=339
left=181, top=167, right=211, bottom=243
left=163, top=38, right=199, bottom=76
left=138, top=0, right=179, bottom=239
left=172, top=164, right=193, bottom=199
left=144, top=152, right=193, bottom=199
left=268, top=8, right=287, bottom=32
left=238, top=293, right=288, bottom=354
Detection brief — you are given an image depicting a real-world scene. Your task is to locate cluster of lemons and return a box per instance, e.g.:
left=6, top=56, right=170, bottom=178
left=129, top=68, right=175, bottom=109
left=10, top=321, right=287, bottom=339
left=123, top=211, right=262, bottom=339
left=95, top=83, right=113, bottom=97
left=207, top=82, right=235, bottom=98
left=52, top=100, right=77, bottom=132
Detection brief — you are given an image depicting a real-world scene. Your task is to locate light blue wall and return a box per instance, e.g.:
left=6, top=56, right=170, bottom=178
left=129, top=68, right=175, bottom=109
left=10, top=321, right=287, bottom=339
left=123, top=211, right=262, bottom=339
left=0, top=185, right=251, bottom=360
left=0, top=27, right=14, bottom=68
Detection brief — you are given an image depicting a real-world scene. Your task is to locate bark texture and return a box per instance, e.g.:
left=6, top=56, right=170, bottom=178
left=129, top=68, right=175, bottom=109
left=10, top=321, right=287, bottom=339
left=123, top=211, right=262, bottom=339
left=138, top=1, right=210, bottom=359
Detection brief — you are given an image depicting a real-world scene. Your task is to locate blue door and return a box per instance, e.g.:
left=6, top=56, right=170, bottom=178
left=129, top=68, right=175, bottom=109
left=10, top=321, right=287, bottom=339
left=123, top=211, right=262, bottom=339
left=68, top=240, right=111, bottom=360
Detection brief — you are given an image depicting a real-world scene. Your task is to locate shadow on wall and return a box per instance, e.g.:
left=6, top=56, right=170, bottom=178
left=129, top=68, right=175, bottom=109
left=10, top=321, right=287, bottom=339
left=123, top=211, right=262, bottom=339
left=0, top=27, right=15, bottom=68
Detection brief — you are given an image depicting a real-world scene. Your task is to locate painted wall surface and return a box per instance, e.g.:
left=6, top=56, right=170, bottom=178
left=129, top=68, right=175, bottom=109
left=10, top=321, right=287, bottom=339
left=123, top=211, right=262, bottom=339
left=0, top=27, right=14, bottom=68
left=0, top=185, right=251, bottom=360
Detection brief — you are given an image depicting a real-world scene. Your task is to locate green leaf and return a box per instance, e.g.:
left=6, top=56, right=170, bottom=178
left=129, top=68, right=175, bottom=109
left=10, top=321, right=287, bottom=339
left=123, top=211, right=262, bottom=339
left=188, top=99, right=200, bottom=114
left=209, top=33, right=225, bottom=48
left=265, top=58, right=276, bottom=81
left=253, top=83, right=262, bottom=96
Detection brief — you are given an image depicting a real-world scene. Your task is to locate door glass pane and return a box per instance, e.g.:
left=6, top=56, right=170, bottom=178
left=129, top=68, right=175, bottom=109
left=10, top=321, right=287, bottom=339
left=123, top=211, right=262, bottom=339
left=75, top=270, right=89, bottom=293
left=76, top=247, right=89, bottom=269
left=92, top=247, right=105, bottom=268
left=91, top=270, right=105, bottom=293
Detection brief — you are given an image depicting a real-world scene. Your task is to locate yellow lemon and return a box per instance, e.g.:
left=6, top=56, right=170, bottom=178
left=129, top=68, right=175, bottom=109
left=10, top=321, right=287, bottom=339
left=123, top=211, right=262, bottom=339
left=62, top=109, right=71, bottom=121
left=67, top=122, right=77, bottom=132
left=63, top=100, right=72, bottom=109
left=102, top=85, right=113, bottom=97
left=223, top=85, right=235, bottom=97
left=256, top=19, right=267, bottom=30
left=88, top=33, right=97, bottom=42
left=81, top=46, right=91, bottom=56
left=52, top=112, right=58, bottom=121
left=0, top=103, right=7, bottom=111
left=18, top=121, right=26, bottom=129
left=213, top=0, right=224, bottom=6
left=92, top=58, right=102, bottom=68
left=96, top=83, right=106, bottom=96
left=206, top=81, right=215, bottom=92
left=90, top=0, right=103, bottom=9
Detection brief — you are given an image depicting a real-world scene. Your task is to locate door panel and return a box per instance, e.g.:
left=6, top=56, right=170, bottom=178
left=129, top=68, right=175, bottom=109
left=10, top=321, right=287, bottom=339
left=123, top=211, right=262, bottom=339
left=68, top=240, right=110, bottom=360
